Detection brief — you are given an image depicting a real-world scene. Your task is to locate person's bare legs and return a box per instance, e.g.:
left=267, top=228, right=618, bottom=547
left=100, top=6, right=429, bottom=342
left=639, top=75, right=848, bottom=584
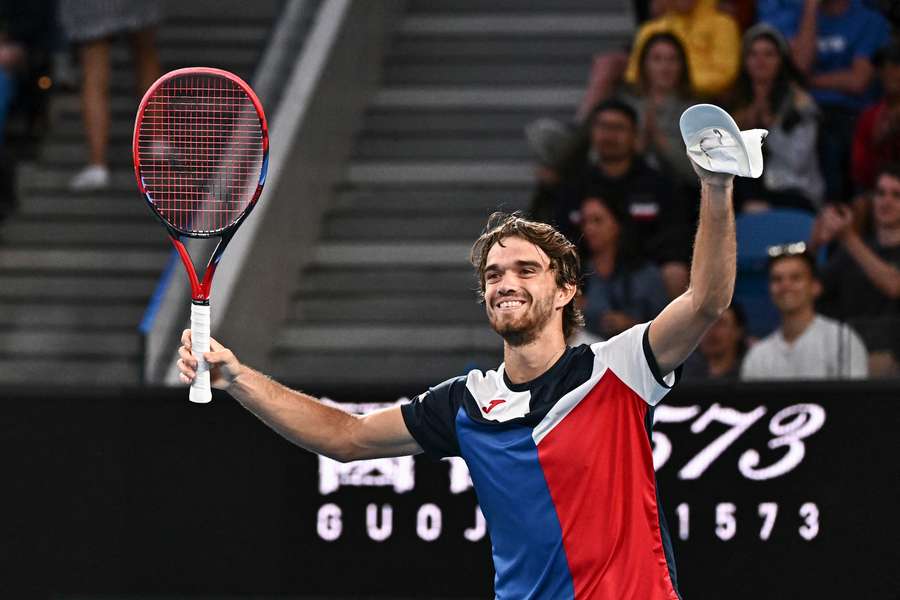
left=130, top=27, right=161, bottom=96
left=80, top=38, right=110, bottom=167
left=71, top=38, right=111, bottom=190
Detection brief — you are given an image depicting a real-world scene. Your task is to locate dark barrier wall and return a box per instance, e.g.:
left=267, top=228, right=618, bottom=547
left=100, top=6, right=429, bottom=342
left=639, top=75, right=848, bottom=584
left=2, top=383, right=898, bottom=599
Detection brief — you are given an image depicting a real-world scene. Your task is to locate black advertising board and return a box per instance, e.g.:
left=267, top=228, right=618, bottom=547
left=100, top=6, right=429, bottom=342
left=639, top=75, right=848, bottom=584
left=1, top=383, right=898, bottom=599
left=281, top=383, right=900, bottom=599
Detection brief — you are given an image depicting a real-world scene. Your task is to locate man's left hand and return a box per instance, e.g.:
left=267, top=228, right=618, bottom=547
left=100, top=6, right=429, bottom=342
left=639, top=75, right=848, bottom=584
left=818, top=204, right=854, bottom=243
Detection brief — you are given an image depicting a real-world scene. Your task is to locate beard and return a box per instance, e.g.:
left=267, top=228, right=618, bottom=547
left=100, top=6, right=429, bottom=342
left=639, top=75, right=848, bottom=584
left=488, top=292, right=556, bottom=347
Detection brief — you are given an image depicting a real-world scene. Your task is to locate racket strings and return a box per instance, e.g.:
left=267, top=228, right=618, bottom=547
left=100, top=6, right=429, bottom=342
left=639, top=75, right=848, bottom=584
left=137, top=74, right=264, bottom=234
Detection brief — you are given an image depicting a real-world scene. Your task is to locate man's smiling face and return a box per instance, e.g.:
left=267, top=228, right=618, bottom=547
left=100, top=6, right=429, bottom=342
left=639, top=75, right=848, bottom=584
left=483, top=236, right=562, bottom=347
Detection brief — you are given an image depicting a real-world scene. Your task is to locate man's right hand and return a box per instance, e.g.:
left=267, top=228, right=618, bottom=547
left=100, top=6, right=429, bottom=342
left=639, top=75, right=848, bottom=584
left=691, top=160, right=735, bottom=189
left=177, top=329, right=244, bottom=390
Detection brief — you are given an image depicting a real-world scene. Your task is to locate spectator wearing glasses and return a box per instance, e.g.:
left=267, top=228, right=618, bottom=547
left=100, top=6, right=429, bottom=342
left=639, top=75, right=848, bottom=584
left=539, top=99, right=691, bottom=299
left=740, top=243, right=868, bottom=380
left=527, top=34, right=699, bottom=217
left=814, top=165, right=900, bottom=376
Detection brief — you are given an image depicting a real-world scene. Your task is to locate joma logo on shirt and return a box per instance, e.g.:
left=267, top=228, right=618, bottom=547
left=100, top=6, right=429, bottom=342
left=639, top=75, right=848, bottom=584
left=481, top=399, right=506, bottom=414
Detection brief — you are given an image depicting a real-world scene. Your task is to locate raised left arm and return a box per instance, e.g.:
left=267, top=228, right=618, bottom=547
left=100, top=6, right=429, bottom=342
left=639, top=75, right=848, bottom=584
left=648, top=173, right=737, bottom=374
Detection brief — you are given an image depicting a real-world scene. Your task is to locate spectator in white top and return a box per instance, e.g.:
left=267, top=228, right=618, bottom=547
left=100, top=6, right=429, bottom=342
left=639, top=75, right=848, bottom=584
left=741, top=243, right=868, bottom=380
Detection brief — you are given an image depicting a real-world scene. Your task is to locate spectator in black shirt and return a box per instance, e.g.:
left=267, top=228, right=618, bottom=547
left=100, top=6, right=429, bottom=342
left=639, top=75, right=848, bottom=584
left=815, top=164, right=900, bottom=376
left=534, top=99, right=691, bottom=298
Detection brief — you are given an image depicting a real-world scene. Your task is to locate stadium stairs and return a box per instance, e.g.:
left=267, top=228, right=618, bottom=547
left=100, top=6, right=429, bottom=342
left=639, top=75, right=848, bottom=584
left=0, top=0, right=293, bottom=386
left=270, top=0, right=634, bottom=391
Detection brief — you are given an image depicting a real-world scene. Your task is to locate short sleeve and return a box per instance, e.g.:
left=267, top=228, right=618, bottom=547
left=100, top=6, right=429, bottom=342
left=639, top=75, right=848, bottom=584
left=591, top=322, right=681, bottom=406
left=400, top=376, right=464, bottom=459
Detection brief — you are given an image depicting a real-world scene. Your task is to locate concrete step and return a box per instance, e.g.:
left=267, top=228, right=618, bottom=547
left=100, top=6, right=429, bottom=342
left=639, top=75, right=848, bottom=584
left=332, top=186, right=530, bottom=214
left=0, top=248, right=168, bottom=272
left=47, top=106, right=568, bottom=141
left=18, top=194, right=150, bottom=218
left=362, top=109, right=572, bottom=135
left=398, top=14, right=631, bottom=36
left=297, top=267, right=474, bottom=294
left=110, top=45, right=261, bottom=66
left=0, top=220, right=164, bottom=247
left=50, top=119, right=134, bottom=142
left=157, top=23, right=271, bottom=45
left=0, top=275, right=157, bottom=301
left=50, top=92, right=268, bottom=120
left=322, top=214, right=491, bottom=241
left=0, top=358, right=140, bottom=386
left=353, top=135, right=531, bottom=160
left=164, top=0, right=281, bottom=20
left=346, top=161, right=533, bottom=185
left=40, top=141, right=134, bottom=167
left=18, top=164, right=138, bottom=194
left=50, top=93, right=139, bottom=118
left=0, top=302, right=145, bottom=328
left=271, top=350, right=501, bottom=388
left=54, top=65, right=255, bottom=96
left=373, top=86, right=581, bottom=109
left=289, top=294, right=485, bottom=324
left=384, top=62, right=588, bottom=86
left=388, top=36, right=615, bottom=60
left=408, top=0, right=618, bottom=13
left=0, top=329, right=142, bottom=358
left=276, top=324, right=497, bottom=352
left=314, top=242, right=471, bottom=267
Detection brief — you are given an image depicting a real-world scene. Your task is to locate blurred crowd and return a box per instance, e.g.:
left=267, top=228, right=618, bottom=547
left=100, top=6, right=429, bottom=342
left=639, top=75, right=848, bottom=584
left=0, top=1, right=897, bottom=382
left=527, top=0, right=900, bottom=380
left=0, top=0, right=161, bottom=219
left=0, top=1, right=56, bottom=219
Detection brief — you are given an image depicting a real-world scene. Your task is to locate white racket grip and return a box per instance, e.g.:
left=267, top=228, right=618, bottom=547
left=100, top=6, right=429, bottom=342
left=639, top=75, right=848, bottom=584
left=189, top=303, right=212, bottom=403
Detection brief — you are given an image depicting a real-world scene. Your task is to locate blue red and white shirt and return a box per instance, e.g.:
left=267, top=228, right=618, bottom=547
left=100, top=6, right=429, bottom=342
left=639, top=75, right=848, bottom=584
left=401, top=323, right=682, bottom=600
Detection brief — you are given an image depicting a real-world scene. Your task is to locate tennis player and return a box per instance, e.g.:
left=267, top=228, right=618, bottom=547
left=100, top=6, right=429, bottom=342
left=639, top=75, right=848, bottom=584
left=178, top=105, right=761, bottom=599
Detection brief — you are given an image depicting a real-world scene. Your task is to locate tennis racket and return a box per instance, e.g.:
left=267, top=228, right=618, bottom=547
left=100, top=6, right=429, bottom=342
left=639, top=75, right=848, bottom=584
left=133, top=67, right=269, bottom=403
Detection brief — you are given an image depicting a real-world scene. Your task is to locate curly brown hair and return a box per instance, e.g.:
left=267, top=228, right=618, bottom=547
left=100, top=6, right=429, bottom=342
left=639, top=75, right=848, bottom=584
left=469, top=212, right=585, bottom=338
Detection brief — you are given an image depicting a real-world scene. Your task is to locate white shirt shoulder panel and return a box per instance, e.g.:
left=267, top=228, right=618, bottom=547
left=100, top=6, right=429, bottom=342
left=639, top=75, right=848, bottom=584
left=590, top=322, right=676, bottom=406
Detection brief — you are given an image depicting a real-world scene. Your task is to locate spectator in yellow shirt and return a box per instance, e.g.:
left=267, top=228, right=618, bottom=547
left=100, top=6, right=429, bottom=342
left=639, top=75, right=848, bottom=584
left=624, top=0, right=741, bottom=98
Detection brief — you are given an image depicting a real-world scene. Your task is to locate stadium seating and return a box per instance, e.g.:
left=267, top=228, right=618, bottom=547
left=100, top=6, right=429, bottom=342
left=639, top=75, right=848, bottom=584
left=735, top=208, right=815, bottom=337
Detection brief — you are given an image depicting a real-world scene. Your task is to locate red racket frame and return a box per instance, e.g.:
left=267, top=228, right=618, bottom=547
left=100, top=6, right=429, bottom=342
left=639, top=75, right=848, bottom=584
left=132, top=66, right=269, bottom=303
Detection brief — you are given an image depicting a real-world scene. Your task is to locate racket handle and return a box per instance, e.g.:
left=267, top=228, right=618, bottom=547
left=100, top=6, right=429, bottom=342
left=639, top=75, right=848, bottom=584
left=189, top=302, right=212, bottom=404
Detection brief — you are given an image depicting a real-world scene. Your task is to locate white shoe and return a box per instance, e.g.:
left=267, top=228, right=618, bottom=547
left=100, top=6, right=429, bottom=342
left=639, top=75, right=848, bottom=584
left=70, top=165, right=110, bottom=191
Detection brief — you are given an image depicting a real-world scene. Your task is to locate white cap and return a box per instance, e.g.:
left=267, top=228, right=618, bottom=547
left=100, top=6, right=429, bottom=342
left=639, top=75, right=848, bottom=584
left=679, top=103, right=767, bottom=178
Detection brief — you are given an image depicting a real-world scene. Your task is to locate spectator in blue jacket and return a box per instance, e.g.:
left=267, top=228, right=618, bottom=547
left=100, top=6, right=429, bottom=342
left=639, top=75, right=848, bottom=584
left=762, top=0, right=890, bottom=204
